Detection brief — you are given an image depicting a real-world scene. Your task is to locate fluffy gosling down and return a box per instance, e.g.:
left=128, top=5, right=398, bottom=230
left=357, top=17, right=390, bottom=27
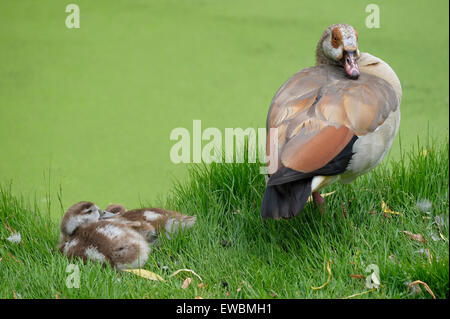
left=58, top=201, right=196, bottom=269
left=104, top=204, right=197, bottom=242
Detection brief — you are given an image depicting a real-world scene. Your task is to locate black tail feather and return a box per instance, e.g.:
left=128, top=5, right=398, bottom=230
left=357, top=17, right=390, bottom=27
left=260, top=178, right=312, bottom=219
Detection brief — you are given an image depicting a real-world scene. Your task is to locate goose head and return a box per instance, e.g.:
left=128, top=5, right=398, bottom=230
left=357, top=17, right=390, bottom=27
left=60, top=201, right=107, bottom=236
left=316, top=23, right=360, bottom=80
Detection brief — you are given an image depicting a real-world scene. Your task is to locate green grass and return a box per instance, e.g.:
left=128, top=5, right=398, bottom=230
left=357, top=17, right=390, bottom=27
left=0, top=0, right=448, bottom=214
left=1, top=140, right=448, bottom=299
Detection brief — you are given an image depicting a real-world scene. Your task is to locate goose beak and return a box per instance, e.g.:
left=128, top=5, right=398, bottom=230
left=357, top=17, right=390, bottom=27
left=343, top=50, right=360, bottom=80
left=99, top=210, right=117, bottom=219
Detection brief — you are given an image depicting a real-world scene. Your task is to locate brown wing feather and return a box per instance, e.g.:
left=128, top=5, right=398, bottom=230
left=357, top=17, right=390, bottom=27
left=281, top=125, right=354, bottom=172
left=267, top=64, right=399, bottom=173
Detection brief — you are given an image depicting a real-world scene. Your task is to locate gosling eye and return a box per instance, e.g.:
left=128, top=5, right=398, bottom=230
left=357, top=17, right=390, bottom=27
left=81, top=206, right=95, bottom=214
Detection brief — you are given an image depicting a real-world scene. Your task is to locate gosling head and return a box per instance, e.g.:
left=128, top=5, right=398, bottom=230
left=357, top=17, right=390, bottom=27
left=316, top=23, right=360, bottom=80
left=60, top=201, right=106, bottom=236
left=105, top=204, right=127, bottom=215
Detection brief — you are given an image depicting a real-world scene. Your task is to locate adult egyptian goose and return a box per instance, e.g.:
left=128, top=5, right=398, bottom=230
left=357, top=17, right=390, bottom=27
left=104, top=204, right=197, bottom=241
left=261, top=23, right=401, bottom=219
left=58, top=202, right=150, bottom=269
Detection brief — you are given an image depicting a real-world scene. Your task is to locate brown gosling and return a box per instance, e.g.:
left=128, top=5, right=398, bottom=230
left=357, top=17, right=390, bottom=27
left=104, top=204, right=197, bottom=243
left=58, top=201, right=150, bottom=269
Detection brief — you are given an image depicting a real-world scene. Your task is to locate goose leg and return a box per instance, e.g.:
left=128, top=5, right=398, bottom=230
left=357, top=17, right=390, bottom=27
left=312, top=191, right=326, bottom=214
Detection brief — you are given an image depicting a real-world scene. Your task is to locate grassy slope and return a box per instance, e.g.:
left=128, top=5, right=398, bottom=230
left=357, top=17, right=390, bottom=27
left=0, top=0, right=448, bottom=214
left=0, top=140, right=448, bottom=299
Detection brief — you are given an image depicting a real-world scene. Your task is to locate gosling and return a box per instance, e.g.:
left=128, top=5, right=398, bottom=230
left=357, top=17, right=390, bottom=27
left=58, top=201, right=150, bottom=269
left=104, top=204, right=197, bottom=242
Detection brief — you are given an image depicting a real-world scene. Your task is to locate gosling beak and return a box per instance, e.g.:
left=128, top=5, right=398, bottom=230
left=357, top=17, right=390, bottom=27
left=99, top=210, right=117, bottom=219
left=343, top=50, right=360, bottom=80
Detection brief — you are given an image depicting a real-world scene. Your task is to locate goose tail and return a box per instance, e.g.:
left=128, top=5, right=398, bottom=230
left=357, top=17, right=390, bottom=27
left=260, top=178, right=312, bottom=219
